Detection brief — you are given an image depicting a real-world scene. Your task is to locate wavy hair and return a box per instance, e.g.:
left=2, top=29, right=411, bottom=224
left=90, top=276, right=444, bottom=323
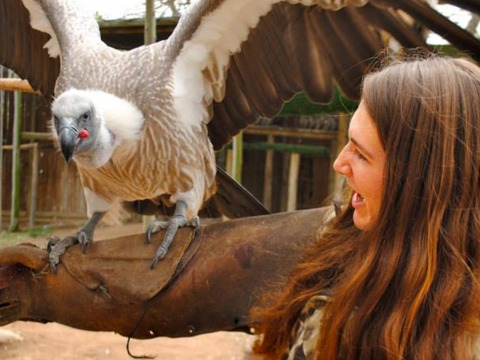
left=251, top=54, right=480, bottom=359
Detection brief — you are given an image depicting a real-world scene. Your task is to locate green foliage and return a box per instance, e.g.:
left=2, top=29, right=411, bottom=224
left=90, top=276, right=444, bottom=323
left=0, top=231, right=30, bottom=247
left=0, top=226, right=53, bottom=247
left=279, top=88, right=358, bottom=116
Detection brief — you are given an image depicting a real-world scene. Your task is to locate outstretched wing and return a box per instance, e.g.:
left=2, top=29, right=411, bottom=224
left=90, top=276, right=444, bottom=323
left=0, top=0, right=106, bottom=98
left=164, top=0, right=480, bottom=150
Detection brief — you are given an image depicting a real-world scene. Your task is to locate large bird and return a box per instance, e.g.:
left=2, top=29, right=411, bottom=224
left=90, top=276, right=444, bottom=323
left=1, top=0, right=479, bottom=270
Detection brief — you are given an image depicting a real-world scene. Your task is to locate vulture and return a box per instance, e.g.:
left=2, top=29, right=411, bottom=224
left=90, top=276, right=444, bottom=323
left=1, top=0, right=479, bottom=270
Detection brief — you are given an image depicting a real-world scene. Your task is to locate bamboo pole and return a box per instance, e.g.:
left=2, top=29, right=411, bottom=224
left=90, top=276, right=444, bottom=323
left=286, top=153, right=300, bottom=212
left=1, top=143, right=39, bottom=228
left=9, top=91, right=22, bottom=232
left=231, top=132, right=243, bottom=183
left=29, top=143, right=39, bottom=228
left=262, top=135, right=274, bottom=211
left=21, top=131, right=52, bottom=141
left=225, top=148, right=233, bottom=176
left=2, top=143, right=39, bottom=151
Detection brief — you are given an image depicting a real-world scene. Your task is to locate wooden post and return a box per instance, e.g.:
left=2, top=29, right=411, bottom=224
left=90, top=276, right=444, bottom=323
left=142, top=0, right=156, bottom=230
left=286, top=153, right=300, bottom=212
left=262, top=135, right=274, bottom=211
left=467, top=14, right=479, bottom=34
left=29, top=143, right=39, bottom=228
left=9, top=91, right=22, bottom=232
left=144, top=0, right=156, bottom=45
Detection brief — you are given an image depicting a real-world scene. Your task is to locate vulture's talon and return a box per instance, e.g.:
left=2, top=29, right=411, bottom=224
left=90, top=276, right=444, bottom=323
left=150, top=247, right=167, bottom=269
left=149, top=215, right=200, bottom=269
left=48, top=250, right=60, bottom=275
left=46, top=231, right=94, bottom=273
left=47, top=236, right=77, bottom=274
left=190, top=216, right=200, bottom=233
left=146, top=220, right=169, bottom=244
left=46, top=236, right=60, bottom=253
left=78, top=232, right=90, bottom=253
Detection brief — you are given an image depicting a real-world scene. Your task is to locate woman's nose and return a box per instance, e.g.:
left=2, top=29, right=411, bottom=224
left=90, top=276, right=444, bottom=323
left=333, top=149, right=351, bottom=177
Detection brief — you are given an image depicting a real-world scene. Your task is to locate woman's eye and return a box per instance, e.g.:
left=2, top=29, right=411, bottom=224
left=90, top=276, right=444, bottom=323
left=346, top=141, right=367, bottom=161
left=352, top=146, right=367, bottom=160
left=353, top=148, right=367, bottom=161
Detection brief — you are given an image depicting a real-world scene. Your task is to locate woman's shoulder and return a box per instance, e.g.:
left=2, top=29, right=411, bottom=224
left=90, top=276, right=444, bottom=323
left=284, top=295, right=480, bottom=360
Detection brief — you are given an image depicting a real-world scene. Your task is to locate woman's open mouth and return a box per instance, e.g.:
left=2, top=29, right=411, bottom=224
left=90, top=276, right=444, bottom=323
left=352, top=192, right=365, bottom=208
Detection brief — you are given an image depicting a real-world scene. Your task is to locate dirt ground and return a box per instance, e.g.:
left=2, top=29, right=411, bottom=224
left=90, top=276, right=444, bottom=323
left=1, top=323, right=259, bottom=359
left=0, top=222, right=261, bottom=360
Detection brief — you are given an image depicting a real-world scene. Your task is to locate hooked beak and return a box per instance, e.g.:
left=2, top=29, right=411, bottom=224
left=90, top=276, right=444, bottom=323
left=58, top=126, right=77, bottom=162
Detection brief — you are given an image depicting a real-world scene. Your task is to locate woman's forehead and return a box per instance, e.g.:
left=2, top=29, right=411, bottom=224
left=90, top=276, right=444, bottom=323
left=349, top=102, right=375, bottom=135
left=349, top=102, right=384, bottom=155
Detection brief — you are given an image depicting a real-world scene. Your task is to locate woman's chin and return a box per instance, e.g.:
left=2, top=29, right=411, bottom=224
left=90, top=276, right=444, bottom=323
left=353, top=211, right=372, bottom=231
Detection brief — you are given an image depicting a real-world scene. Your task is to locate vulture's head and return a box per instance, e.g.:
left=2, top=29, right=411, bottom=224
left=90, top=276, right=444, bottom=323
left=51, top=89, right=145, bottom=168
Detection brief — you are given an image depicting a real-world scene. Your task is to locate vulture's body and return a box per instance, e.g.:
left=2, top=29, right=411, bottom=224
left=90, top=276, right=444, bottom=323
left=1, top=0, right=480, bottom=267
left=41, top=0, right=217, bottom=221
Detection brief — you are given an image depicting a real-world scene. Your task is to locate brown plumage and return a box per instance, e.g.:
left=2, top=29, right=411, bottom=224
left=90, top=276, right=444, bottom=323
left=1, top=0, right=479, bottom=270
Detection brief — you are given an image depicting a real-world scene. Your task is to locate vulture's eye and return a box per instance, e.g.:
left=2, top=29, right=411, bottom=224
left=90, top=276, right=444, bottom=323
left=81, top=111, right=90, bottom=121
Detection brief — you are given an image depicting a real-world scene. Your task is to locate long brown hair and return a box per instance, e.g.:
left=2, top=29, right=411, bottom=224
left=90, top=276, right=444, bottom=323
left=251, top=54, right=480, bottom=359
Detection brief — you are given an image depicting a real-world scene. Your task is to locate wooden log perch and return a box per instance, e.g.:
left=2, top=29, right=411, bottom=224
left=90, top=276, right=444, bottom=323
left=0, top=207, right=332, bottom=339
left=0, top=78, right=41, bottom=94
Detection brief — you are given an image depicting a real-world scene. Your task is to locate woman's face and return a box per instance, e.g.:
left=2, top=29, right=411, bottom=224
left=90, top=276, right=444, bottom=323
left=333, top=101, right=386, bottom=230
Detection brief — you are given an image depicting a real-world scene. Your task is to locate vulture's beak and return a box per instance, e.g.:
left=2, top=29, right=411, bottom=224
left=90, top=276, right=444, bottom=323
left=58, top=125, right=77, bottom=162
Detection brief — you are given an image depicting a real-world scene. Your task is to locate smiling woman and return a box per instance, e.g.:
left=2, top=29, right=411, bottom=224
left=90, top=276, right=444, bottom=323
left=333, top=101, right=386, bottom=230
left=251, top=53, right=480, bottom=360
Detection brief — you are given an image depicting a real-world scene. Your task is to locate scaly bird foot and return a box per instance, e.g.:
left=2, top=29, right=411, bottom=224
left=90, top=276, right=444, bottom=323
left=78, top=231, right=91, bottom=253
left=147, top=215, right=200, bottom=269
left=46, top=230, right=93, bottom=274
left=47, top=235, right=78, bottom=274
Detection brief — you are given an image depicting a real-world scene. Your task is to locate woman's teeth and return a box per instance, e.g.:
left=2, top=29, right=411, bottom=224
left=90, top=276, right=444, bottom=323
left=355, top=193, right=364, bottom=202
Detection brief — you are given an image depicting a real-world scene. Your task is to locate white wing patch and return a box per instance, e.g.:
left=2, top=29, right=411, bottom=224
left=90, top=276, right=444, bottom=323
left=22, top=0, right=60, bottom=57
left=172, top=0, right=279, bottom=129
left=171, top=0, right=368, bottom=129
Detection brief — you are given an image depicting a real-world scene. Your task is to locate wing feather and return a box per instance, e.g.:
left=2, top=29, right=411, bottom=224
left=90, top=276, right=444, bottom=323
left=384, top=0, right=480, bottom=57
left=260, top=11, right=303, bottom=94
left=0, top=0, right=59, bottom=97
left=286, top=5, right=332, bottom=100
left=355, top=4, right=426, bottom=48
left=205, top=0, right=480, bottom=149
left=2, top=0, right=480, bottom=152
